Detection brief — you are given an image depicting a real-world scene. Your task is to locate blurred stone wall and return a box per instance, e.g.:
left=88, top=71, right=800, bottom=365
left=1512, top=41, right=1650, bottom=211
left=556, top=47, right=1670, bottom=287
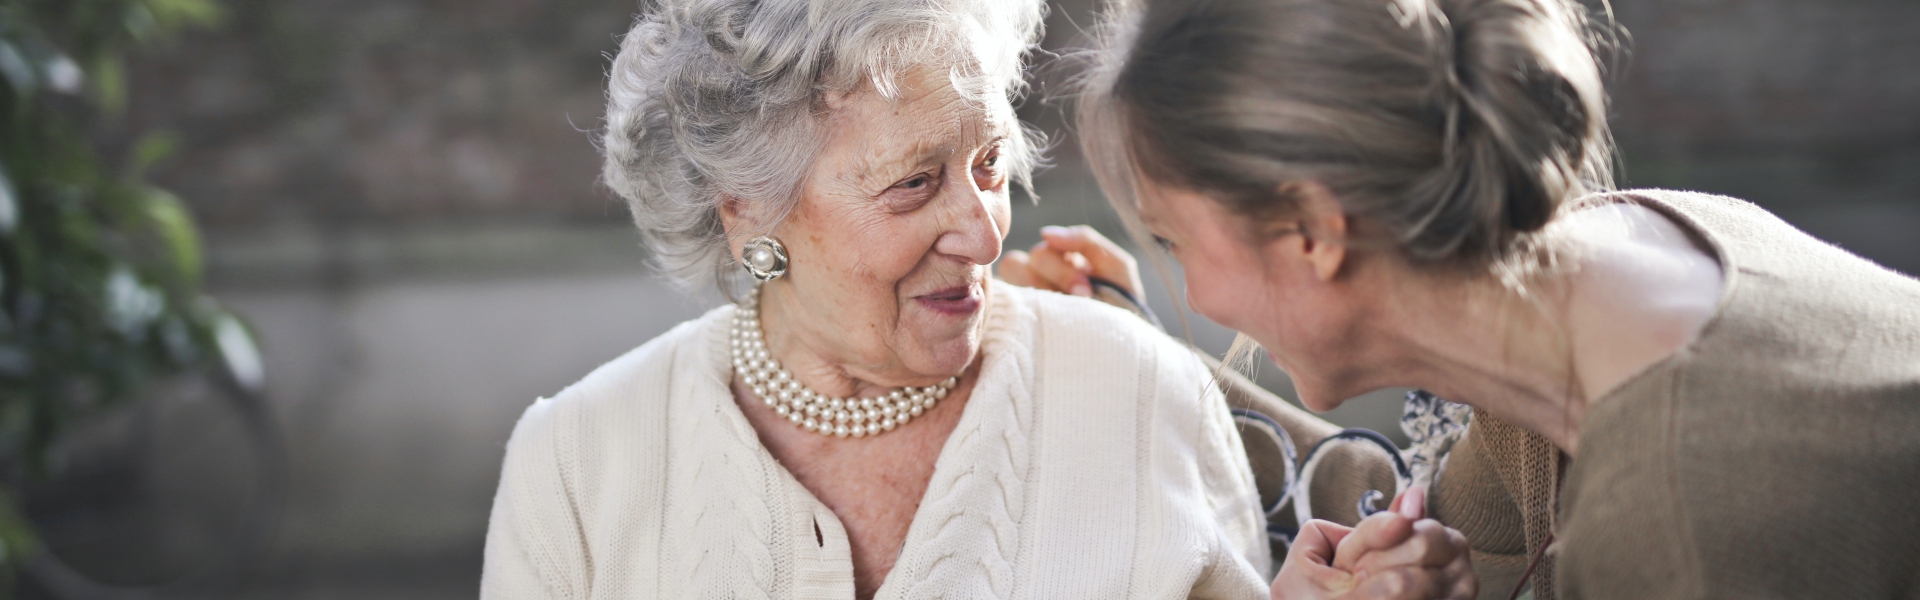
left=125, top=0, right=1920, bottom=267
left=1609, top=0, right=1920, bottom=274
left=122, top=0, right=634, bottom=227
left=72, top=0, right=1920, bottom=598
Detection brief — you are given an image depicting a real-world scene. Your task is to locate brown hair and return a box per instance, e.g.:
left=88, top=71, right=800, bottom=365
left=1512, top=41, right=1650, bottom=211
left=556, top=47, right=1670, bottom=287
left=1080, top=0, right=1620, bottom=269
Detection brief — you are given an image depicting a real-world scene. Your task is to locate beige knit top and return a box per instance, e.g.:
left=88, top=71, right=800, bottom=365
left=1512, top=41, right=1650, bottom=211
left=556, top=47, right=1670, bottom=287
left=479, top=284, right=1271, bottom=599
left=1430, top=190, right=1920, bottom=599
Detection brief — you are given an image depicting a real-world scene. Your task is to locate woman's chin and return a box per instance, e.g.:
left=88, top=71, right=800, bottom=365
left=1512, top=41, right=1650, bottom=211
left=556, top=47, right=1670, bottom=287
left=897, top=319, right=984, bottom=376
left=1298, top=395, right=1345, bottom=413
left=1290, top=376, right=1361, bottom=413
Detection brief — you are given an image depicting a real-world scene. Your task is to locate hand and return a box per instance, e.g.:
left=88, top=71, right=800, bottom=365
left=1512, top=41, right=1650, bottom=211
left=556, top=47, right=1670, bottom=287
left=1338, top=487, right=1475, bottom=599
left=1271, top=486, right=1476, bottom=600
left=999, top=225, right=1142, bottom=302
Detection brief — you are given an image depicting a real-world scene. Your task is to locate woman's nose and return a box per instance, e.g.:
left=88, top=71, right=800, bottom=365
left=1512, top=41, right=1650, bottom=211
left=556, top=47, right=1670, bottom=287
left=933, top=185, right=1005, bottom=266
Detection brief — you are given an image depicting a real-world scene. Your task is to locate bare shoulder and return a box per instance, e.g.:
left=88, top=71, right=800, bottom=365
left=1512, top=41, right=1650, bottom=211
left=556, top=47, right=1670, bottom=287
left=1562, top=203, right=1726, bottom=399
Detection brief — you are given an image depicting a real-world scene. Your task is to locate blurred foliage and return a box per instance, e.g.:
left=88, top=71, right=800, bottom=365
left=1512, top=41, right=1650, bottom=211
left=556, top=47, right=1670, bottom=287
left=0, top=0, right=255, bottom=592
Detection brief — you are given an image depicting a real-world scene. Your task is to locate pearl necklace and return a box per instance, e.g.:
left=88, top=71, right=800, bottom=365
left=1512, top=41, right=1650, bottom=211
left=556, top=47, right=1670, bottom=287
left=730, top=287, right=958, bottom=438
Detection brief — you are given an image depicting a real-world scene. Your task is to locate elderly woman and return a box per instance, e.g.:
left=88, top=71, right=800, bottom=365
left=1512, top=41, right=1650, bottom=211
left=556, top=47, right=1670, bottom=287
left=478, top=0, right=1282, bottom=597
left=1035, top=0, right=1920, bottom=598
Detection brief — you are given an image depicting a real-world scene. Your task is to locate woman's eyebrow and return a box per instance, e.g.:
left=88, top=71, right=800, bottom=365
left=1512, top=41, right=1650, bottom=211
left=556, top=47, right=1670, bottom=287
left=848, top=141, right=956, bottom=187
left=841, top=114, right=1006, bottom=188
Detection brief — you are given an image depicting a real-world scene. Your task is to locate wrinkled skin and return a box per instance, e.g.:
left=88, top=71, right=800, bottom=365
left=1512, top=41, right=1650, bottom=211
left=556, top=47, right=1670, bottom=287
left=719, top=65, right=1015, bottom=600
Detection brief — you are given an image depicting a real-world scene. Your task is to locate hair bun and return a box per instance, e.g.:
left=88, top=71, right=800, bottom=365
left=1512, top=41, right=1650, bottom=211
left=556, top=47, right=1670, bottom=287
left=1087, top=0, right=1618, bottom=270
left=1419, top=0, right=1613, bottom=255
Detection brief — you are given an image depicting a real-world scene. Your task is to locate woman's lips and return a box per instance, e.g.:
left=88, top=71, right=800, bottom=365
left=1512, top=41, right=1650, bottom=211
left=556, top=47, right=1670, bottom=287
left=915, top=285, right=982, bottom=316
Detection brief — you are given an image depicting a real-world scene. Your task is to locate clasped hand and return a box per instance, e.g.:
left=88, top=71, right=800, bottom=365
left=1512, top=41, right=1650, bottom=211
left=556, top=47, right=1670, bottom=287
left=1272, top=486, right=1475, bottom=600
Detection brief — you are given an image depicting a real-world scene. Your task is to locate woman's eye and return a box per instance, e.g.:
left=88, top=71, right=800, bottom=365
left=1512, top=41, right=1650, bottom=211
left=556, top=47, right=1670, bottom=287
left=1153, top=235, right=1174, bottom=251
left=973, top=150, right=1006, bottom=191
left=891, top=171, right=938, bottom=193
left=883, top=170, right=942, bottom=211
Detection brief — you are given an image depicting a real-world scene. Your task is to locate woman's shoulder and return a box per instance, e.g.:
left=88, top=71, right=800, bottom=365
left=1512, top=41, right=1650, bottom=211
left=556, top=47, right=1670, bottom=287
left=998, top=284, right=1205, bottom=388
left=996, top=283, right=1199, bottom=366
left=983, top=285, right=1268, bottom=581
left=992, top=284, right=1220, bottom=413
left=1591, top=189, right=1919, bottom=286
left=1581, top=188, right=1920, bottom=379
left=1560, top=191, right=1920, bottom=597
left=504, top=304, right=732, bottom=457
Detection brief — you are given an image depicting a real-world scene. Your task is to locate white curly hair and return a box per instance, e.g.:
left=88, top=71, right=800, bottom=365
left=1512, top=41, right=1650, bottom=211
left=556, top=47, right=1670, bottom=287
left=601, top=0, right=1049, bottom=296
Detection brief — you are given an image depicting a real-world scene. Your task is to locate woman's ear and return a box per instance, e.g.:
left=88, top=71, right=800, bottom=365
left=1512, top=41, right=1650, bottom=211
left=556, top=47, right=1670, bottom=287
left=717, top=195, right=752, bottom=259
left=718, top=195, right=747, bottom=229
left=1286, top=181, right=1348, bottom=282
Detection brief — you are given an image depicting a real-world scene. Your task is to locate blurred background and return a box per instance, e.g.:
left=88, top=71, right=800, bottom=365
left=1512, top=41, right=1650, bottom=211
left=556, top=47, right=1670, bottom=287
left=4, top=0, right=1917, bottom=597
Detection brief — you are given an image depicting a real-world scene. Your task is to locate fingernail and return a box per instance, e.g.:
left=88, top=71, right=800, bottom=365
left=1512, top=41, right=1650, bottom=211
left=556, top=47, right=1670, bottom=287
left=1071, top=283, right=1092, bottom=297
left=1398, top=485, right=1425, bottom=520
left=1041, top=226, right=1067, bottom=236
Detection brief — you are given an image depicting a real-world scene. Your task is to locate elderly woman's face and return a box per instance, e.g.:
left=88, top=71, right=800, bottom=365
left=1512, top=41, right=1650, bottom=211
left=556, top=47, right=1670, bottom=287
left=747, top=67, right=1013, bottom=383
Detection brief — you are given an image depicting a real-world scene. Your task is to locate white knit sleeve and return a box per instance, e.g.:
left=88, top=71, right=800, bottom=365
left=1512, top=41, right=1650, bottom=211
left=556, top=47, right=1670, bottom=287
left=1187, top=364, right=1276, bottom=598
left=482, top=398, right=590, bottom=600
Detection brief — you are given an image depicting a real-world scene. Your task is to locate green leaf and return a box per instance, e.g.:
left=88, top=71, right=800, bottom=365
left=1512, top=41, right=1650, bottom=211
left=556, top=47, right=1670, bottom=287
left=143, top=0, right=228, bottom=31
left=0, top=487, right=41, bottom=568
left=131, top=130, right=181, bottom=178
left=142, top=187, right=203, bottom=286
left=89, top=53, right=125, bottom=113
left=124, top=4, right=161, bottom=43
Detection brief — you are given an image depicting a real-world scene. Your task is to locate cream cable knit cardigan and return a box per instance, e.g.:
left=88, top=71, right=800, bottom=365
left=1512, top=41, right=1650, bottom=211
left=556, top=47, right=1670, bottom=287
left=481, top=285, right=1271, bottom=599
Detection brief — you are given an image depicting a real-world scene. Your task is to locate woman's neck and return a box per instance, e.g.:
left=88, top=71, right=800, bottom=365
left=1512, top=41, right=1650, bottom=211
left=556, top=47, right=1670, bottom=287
left=1374, top=203, right=1724, bottom=455
left=755, top=281, right=970, bottom=400
left=1382, top=267, right=1592, bottom=453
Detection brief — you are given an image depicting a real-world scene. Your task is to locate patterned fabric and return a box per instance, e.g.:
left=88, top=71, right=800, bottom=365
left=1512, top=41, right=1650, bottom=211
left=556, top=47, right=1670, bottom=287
left=1400, top=390, right=1474, bottom=490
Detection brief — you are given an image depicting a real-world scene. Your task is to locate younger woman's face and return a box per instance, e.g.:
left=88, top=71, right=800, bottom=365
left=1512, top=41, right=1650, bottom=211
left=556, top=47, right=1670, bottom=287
left=1134, top=181, right=1278, bottom=343
left=1133, top=179, right=1366, bottom=412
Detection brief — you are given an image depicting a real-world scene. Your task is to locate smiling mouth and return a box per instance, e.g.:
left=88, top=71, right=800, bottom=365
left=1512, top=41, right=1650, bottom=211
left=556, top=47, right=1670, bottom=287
left=915, top=284, right=983, bottom=315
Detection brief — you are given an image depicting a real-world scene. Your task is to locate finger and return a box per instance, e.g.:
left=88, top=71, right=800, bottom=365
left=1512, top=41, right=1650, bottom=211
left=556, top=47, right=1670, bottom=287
left=1353, top=520, right=1463, bottom=571
left=1352, top=521, right=1458, bottom=573
left=1272, top=559, right=1360, bottom=600
left=1333, top=511, right=1415, bottom=572
left=1063, top=249, right=1092, bottom=274
left=1040, top=225, right=1140, bottom=294
left=1335, top=566, right=1446, bottom=600
left=1023, top=242, right=1092, bottom=296
left=1289, top=519, right=1354, bottom=567
left=1389, top=485, right=1426, bottom=521
left=1039, top=225, right=1135, bottom=274
left=1273, top=520, right=1360, bottom=600
left=1443, top=550, right=1477, bottom=600
left=998, top=250, right=1042, bottom=288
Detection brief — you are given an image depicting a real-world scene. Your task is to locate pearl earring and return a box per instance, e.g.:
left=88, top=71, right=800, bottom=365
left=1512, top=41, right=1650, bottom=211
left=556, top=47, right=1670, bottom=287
left=741, top=235, right=788, bottom=281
